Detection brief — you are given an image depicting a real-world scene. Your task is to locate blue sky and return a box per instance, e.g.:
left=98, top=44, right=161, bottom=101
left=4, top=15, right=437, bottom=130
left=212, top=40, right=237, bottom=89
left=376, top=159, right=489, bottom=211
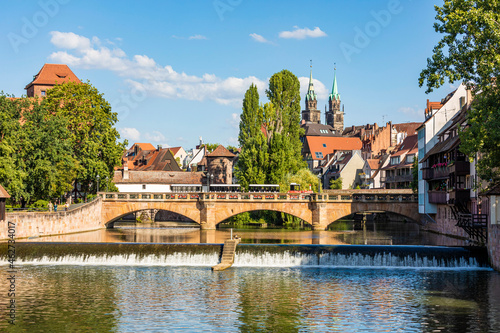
left=1, top=0, right=454, bottom=150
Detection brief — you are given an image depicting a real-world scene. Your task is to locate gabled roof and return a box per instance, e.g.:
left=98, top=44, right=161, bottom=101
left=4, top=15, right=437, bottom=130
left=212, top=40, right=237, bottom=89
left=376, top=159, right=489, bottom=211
left=393, top=122, right=421, bottom=135
left=392, top=134, right=418, bottom=157
left=305, top=136, right=362, bottom=160
left=207, top=145, right=235, bottom=158
left=169, top=147, right=183, bottom=155
left=366, top=159, right=381, bottom=170
left=121, top=143, right=181, bottom=172
left=301, top=123, right=337, bottom=136
left=0, top=184, right=10, bottom=199
left=25, top=64, right=80, bottom=89
left=134, top=143, right=156, bottom=151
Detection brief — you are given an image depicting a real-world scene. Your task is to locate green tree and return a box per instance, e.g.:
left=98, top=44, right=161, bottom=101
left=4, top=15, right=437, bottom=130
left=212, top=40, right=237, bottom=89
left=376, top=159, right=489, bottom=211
left=330, top=177, right=343, bottom=190
left=411, top=158, right=419, bottom=193
left=237, top=70, right=306, bottom=188
left=235, top=85, right=269, bottom=190
left=44, top=81, right=126, bottom=194
left=238, top=84, right=262, bottom=147
left=265, top=70, right=305, bottom=183
left=283, top=168, right=320, bottom=193
left=0, top=94, right=27, bottom=203
left=21, top=99, right=78, bottom=204
left=202, top=143, right=221, bottom=153
left=419, top=0, right=500, bottom=186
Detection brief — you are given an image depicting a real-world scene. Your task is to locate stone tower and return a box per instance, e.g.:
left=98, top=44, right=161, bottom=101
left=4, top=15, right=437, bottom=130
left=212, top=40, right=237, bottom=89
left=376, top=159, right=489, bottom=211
left=302, top=65, right=321, bottom=123
left=326, top=67, right=344, bottom=133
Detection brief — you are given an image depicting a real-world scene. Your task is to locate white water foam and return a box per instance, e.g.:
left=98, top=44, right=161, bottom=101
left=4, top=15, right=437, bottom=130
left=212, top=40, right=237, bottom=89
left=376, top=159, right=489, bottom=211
left=10, top=251, right=489, bottom=270
left=233, top=251, right=486, bottom=269
left=17, top=253, right=219, bottom=267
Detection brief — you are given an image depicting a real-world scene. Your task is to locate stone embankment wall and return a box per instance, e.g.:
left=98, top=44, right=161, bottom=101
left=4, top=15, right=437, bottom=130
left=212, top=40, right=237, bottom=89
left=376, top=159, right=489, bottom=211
left=489, top=223, right=500, bottom=271
left=0, top=198, right=103, bottom=240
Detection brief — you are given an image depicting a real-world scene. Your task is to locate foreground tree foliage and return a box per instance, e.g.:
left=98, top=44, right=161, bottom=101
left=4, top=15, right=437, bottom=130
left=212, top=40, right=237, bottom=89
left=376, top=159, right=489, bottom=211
left=419, top=0, right=500, bottom=187
left=236, top=70, right=306, bottom=191
left=0, top=81, right=126, bottom=206
left=44, top=81, right=126, bottom=194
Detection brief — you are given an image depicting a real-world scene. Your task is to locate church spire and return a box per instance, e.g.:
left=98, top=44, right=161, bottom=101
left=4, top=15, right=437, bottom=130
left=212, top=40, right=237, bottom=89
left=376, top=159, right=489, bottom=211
left=306, top=60, right=317, bottom=102
left=329, top=64, right=340, bottom=101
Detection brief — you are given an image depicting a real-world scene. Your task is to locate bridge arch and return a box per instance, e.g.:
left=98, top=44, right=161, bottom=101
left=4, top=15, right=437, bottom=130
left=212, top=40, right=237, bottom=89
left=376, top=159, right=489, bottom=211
left=102, top=201, right=202, bottom=227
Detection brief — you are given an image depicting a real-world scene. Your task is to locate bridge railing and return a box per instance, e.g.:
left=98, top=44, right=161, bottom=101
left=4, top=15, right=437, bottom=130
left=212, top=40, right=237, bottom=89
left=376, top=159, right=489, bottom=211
left=99, top=192, right=417, bottom=203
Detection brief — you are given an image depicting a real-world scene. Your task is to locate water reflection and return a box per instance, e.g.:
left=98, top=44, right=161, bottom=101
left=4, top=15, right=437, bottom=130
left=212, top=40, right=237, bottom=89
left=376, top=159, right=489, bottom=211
left=19, top=220, right=469, bottom=247
left=2, top=266, right=499, bottom=332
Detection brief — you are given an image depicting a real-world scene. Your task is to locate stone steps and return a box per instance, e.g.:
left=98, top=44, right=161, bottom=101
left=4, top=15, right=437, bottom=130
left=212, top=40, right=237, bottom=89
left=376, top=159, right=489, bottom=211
left=212, top=238, right=239, bottom=271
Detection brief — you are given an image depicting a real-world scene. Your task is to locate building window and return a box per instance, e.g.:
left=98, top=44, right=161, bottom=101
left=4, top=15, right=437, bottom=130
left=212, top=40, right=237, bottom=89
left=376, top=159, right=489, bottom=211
left=315, top=152, right=324, bottom=159
left=390, top=156, right=400, bottom=165
left=406, top=154, right=415, bottom=164
left=142, top=185, right=146, bottom=190
left=322, top=144, right=327, bottom=148
left=41, top=90, right=46, bottom=96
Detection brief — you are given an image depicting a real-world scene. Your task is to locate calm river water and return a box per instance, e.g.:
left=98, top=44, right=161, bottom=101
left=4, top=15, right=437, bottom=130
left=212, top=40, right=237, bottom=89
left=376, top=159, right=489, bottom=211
left=2, top=221, right=500, bottom=332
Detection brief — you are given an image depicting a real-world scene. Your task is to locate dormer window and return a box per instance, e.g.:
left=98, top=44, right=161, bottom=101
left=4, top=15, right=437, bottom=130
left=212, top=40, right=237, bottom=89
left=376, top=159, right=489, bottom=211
left=390, top=156, right=400, bottom=165
left=406, top=154, right=415, bottom=164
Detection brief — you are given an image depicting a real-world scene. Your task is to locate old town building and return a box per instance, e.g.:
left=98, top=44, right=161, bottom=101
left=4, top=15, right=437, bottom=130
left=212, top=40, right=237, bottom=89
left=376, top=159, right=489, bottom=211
left=25, top=64, right=80, bottom=97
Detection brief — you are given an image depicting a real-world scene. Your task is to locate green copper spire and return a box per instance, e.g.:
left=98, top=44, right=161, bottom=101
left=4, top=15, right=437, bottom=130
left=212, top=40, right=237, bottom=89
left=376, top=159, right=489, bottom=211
left=329, top=65, right=340, bottom=101
left=306, top=61, right=317, bottom=101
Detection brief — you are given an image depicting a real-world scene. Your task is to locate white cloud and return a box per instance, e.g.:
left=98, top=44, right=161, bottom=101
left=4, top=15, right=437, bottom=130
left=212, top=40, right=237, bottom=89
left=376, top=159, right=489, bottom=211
left=49, top=31, right=267, bottom=107
left=227, top=137, right=238, bottom=146
left=188, top=34, right=208, bottom=40
left=279, top=26, right=327, bottom=39
left=250, top=33, right=271, bottom=44
left=398, top=106, right=424, bottom=121
left=144, top=131, right=166, bottom=143
left=298, top=76, right=328, bottom=101
left=120, top=127, right=141, bottom=141
left=50, top=31, right=92, bottom=50
left=227, top=113, right=240, bottom=129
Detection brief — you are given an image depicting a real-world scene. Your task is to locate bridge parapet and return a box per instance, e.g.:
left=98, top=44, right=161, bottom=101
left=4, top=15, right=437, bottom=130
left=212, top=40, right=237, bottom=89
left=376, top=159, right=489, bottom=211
left=99, top=191, right=417, bottom=203
left=99, top=190, right=418, bottom=230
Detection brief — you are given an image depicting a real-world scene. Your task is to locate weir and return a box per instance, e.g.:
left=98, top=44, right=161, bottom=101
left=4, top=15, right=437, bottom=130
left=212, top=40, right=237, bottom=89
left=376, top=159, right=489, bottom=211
left=2, top=242, right=490, bottom=269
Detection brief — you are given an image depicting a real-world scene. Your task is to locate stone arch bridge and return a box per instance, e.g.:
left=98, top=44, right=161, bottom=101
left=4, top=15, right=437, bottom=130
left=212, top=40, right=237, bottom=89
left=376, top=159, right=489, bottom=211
left=100, top=190, right=419, bottom=230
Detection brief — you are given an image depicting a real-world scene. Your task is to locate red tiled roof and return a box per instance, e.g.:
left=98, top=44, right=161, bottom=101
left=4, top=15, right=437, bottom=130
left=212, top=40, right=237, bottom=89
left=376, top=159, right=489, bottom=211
left=169, top=147, right=182, bottom=155
left=393, top=122, right=422, bottom=135
left=366, top=159, right=381, bottom=170
left=25, top=64, right=80, bottom=89
left=305, top=136, right=362, bottom=160
left=134, top=143, right=156, bottom=151
left=0, top=184, right=10, bottom=199
left=207, top=145, right=236, bottom=157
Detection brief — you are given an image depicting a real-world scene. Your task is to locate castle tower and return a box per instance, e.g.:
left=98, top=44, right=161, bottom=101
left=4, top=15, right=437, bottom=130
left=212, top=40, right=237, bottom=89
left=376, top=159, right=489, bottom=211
left=326, top=66, right=344, bottom=133
left=302, top=62, right=321, bottom=123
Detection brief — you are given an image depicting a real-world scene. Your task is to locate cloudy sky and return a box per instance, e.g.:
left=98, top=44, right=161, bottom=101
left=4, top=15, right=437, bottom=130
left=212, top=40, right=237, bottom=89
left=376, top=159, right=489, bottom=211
left=1, top=0, right=453, bottom=149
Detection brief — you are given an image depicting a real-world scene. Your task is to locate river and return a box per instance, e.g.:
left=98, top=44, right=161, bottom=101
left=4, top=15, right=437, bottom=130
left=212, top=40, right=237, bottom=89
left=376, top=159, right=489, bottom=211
left=2, top=220, right=500, bottom=332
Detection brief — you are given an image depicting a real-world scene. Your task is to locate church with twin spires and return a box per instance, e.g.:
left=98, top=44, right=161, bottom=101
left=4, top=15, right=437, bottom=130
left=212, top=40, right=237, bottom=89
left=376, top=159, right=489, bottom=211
left=301, top=65, right=344, bottom=134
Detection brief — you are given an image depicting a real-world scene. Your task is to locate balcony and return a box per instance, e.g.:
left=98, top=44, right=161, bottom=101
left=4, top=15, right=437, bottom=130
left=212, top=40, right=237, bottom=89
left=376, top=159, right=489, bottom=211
left=448, top=188, right=470, bottom=204
left=449, top=161, right=470, bottom=176
left=422, top=167, right=433, bottom=180
left=422, top=167, right=449, bottom=180
left=381, top=174, right=413, bottom=183
left=428, top=191, right=447, bottom=204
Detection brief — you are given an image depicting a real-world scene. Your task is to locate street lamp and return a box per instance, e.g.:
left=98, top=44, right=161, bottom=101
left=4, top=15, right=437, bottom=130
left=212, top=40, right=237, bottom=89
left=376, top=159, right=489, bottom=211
left=317, top=171, right=322, bottom=193
left=96, top=174, right=100, bottom=193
